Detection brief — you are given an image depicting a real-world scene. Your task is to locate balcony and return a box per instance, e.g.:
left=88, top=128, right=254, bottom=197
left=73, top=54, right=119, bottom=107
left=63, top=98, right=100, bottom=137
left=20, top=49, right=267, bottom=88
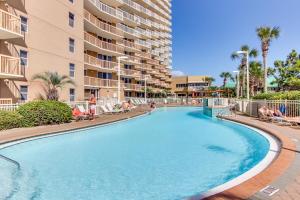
left=122, top=10, right=140, bottom=27
left=84, top=10, right=123, bottom=40
left=84, top=76, right=118, bottom=88
left=124, top=83, right=143, bottom=91
left=0, top=9, right=22, bottom=39
left=84, top=54, right=117, bottom=72
left=116, top=39, right=139, bottom=52
left=98, top=0, right=123, bottom=7
left=122, top=55, right=141, bottom=65
left=84, top=32, right=124, bottom=56
left=0, top=54, right=24, bottom=79
left=120, top=68, right=141, bottom=78
left=116, top=23, right=139, bottom=39
left=85, top=0, right=123, bottom=23
left=135, top=51, right=151, bottom=59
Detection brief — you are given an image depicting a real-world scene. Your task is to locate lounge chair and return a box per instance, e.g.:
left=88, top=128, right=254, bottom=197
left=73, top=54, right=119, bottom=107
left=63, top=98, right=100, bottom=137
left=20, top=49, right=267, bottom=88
left=100, top=105, right=116, bottom=114
left=73, top=106, right=90, bottom=121
left=106, top=103, right=123, bottom=113
left=284, top=117, right=300, bottom=127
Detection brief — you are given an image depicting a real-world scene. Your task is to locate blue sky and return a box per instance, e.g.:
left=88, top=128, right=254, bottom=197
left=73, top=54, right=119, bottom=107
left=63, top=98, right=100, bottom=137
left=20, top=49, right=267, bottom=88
left=171, top=0, right=300, bottom=85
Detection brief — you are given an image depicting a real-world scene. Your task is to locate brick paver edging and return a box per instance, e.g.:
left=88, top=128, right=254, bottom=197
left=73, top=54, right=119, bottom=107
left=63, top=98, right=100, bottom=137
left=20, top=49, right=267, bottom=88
left=205, top=116, right=296, bottom=200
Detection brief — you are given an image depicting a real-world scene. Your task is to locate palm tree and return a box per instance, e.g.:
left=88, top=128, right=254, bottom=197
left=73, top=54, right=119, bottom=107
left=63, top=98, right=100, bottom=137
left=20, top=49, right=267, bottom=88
left=231, top=45, right=258, bottom=97
left=220, top=72, right=234, bottom=87
left=32, top=71, right=75, bottom=100
left=205, top=76, right=215, bottom=87
left=249, top=61, right=263, bottom=96
left=256, top=26, right=280, bottom=93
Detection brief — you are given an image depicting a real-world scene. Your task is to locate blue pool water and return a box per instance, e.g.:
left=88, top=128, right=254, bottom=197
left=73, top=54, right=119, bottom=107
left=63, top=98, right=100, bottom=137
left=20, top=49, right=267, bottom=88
left=0, top=107, right=269, bottom=200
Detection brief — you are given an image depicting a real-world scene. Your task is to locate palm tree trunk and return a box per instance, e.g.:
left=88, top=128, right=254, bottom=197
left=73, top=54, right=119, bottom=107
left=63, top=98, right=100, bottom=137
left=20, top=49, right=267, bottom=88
left=263, top=54, right=268, bottom=93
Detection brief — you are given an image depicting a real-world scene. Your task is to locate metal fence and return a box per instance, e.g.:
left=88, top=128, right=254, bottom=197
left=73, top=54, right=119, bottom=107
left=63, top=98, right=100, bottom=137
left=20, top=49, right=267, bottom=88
left=235, top=99, right=300, bottom=118
left=0, top=104, right=20, bottom=112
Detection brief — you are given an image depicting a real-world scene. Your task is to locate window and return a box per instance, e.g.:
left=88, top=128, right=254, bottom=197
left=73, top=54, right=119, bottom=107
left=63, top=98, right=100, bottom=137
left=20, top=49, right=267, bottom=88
left=20, top=50, right=28, bottom=67
left=69, top=38, right=75, bottom=52
left=20, top=16, right=28, bottom=32
left=69, top=12, right=74, bottom=27
left=20, top=85, right=28, bottom=101
left=97, top=72, right=112, bottom=79
left=69, top=88, right=75, bottom=101
left=69, top=63, right=75, bottom=78
left=69, top=0, right=74, bottom=3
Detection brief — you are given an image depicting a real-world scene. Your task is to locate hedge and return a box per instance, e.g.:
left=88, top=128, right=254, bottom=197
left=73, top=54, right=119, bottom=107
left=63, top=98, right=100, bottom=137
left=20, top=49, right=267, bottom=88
left=17, top=100, right=72, bottom=127
left=253, top=91, right=300, bottom=100
left=0, top=111, right=25, bottom=131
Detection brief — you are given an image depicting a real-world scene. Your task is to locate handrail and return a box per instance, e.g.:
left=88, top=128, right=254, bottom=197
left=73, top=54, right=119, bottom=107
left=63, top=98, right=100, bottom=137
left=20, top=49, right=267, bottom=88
left=0, top=154, right=20, bottom=169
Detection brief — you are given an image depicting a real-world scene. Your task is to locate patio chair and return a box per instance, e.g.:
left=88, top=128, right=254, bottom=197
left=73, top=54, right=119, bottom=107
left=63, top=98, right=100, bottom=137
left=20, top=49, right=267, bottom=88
left=106, top=103, right=123, bottom=113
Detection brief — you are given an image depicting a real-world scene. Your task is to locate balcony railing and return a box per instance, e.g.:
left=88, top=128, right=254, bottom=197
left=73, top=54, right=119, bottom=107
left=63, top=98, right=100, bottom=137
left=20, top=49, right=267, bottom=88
left=118, top=39, right=137, bottom=49
left=135, top=51, right=151, bottom=59
left=84, top=10, right=123, bottom=37
left=120, top=69, right=140, bottom=77
left=0, top=54, right=24, bottom=78
left=84, top=32, right=124, bottom=53
left=88, top=0, right=123, bottom=20
left=84, top=54, right=117, bottom=71
left=124, top=83, right=143, bottom=91
left=84, top=76, right=118, bottom=88
left=0, top=9, right=21, bottom=38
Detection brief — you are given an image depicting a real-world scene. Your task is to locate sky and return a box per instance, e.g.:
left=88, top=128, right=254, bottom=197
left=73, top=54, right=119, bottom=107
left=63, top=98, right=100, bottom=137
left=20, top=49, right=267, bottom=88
left=171, top=0, right=300, bottom=85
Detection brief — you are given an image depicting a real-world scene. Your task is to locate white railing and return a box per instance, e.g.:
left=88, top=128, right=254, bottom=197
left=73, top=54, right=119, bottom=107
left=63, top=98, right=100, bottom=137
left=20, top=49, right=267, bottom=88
left=88, top=0, right=123, bottom=20
left=84, top=54, right=117, bottom=71
left=84, top=32, right=124, bottom=53
left=84, top=76, right=118, bottom=88
left=0, top=9, right=21, bottom=36
left=0, top=103, right=19, bottom=111
left=235, top=99, right=300, bottom=118
left=0, top=54, right=24, bottom=77
left=84, top=10, right=123, bottom=37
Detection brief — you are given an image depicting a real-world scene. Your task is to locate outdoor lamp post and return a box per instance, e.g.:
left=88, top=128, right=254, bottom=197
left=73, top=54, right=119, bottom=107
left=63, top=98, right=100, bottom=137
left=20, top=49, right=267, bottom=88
left=236, top=50, right=249, bottom=100
left=233, top=70, right=240, bottom=98
left=117, top=56, right=128, bottom=104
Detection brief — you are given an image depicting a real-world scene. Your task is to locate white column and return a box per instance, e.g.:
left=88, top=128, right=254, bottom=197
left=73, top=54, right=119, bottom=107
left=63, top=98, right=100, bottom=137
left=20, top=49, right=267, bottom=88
left=118, top=58, right=121, bottom=104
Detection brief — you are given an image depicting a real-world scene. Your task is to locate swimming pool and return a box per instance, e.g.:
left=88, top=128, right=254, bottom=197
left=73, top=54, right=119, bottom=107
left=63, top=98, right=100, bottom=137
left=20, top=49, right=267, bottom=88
left=0, top=107, right=275, bottom=200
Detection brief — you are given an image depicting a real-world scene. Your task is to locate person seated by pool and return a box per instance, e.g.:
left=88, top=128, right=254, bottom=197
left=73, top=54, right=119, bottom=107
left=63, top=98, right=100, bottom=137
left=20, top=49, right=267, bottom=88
left=150, top=102, right=156, bottom=109
left=122, top=101, right=130, bottom=112
left=72, top=106, right=86, bottom=121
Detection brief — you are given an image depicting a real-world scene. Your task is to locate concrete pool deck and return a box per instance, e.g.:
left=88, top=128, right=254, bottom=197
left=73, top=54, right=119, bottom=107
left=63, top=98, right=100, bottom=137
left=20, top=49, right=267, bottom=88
left=0, top=106, right=299, bottom=200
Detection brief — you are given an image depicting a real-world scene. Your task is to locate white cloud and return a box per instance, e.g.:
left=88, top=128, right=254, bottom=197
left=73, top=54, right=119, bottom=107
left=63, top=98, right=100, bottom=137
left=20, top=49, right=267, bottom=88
left=172, top=70, right=185, bottom=76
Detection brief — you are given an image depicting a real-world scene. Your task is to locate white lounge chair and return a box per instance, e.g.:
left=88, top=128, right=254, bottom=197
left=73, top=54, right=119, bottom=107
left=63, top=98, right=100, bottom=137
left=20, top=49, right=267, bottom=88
left=100, top=105, right=118, bottom=114
left=106, top=103, right=123, bottom=113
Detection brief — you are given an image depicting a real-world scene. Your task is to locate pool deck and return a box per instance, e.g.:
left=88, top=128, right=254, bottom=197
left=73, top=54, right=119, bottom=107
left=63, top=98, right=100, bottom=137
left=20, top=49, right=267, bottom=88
left=0, top=106, right=299, bottom=200
left=206, top=114, right=300, bottom=200
left=0, top=106, right=151, bottom=145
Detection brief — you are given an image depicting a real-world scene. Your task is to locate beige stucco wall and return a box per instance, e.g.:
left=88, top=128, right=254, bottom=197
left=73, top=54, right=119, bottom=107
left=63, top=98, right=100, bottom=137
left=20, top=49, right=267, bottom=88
left=1, top=0, right=85, bottom=102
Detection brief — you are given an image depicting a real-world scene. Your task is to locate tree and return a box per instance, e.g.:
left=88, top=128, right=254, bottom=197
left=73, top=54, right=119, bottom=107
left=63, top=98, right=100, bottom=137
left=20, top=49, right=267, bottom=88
left=204, top=76, right=215, bottom=87
left=256, top=26, right=280, bottom=93
left=231, top=45, right=258, bottom=97
left=273, top=50, right=300, bottom=90
left=249, top=61, right=263, bottom=96
left=32, top=71, right=75, bottom=101
left=220, top=72, right=234, bottom=87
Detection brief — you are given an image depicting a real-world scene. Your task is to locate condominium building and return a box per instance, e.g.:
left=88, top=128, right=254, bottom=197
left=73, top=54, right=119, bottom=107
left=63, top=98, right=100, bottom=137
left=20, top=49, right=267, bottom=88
left=0, top=0, right=172, bottom=104
left=171, top=75, right=211, bottom=97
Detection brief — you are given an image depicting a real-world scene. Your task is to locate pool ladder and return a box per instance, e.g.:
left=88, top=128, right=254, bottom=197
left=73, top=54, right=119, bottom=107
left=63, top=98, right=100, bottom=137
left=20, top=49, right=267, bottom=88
left=0, top=154, right=20, bottom=169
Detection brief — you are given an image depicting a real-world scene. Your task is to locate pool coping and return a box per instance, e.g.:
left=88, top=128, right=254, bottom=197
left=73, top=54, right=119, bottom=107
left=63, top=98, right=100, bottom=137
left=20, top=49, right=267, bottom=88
left=203, top=116, right=296, bottom=200
left=0, top=107, right=295, bottom=200
left=195, top=119, right=280, bottom=199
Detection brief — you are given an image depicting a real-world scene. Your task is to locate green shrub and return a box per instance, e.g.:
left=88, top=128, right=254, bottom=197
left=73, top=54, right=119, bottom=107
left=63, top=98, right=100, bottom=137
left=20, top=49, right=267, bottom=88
left=253, top=91, right=300, bottom=100
left=0, top=111, right=25, bottom=131
left=17, top=100, right=72, bottom=126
